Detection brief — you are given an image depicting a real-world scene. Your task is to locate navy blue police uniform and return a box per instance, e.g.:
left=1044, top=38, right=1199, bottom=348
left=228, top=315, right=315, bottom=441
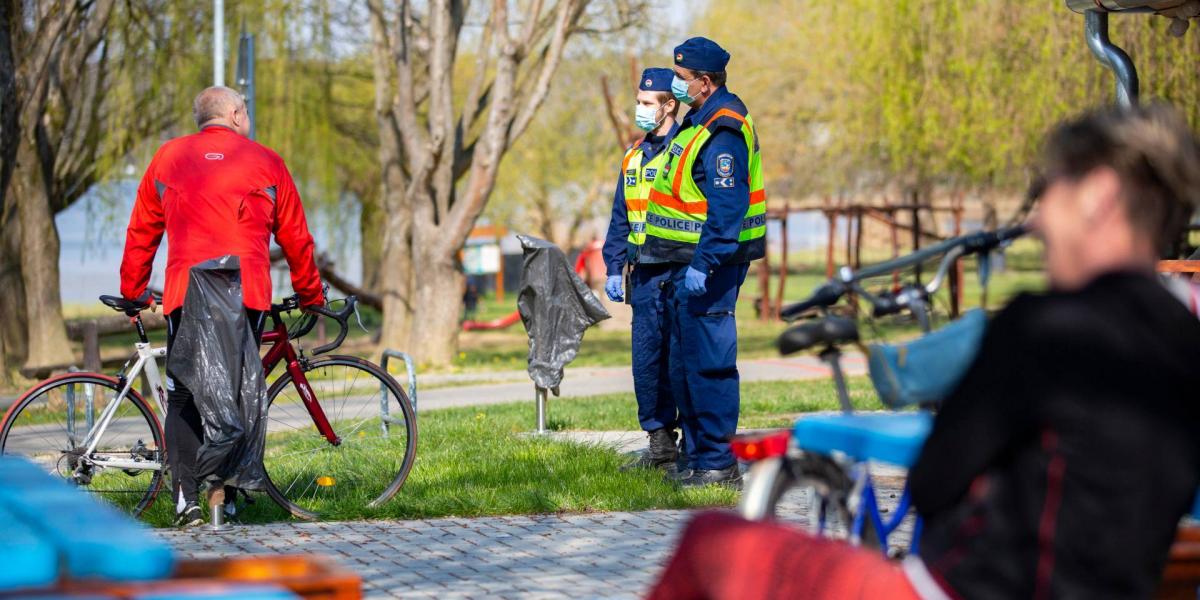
left=658, top=39, right=760, bottom=474
left=600, top=68, right=681, bottom=434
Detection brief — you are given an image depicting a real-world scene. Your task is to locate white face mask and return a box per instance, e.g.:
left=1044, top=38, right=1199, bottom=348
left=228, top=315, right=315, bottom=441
left=634, top=104, right=663, bottom=132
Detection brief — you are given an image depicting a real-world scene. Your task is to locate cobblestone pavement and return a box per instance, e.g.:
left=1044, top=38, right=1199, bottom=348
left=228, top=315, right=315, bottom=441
left=158, top=475, right=909, bottom=599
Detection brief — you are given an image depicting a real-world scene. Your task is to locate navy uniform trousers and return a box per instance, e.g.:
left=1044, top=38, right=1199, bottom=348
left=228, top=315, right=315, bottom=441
left=665, top=262, right=749, bottom=470
left=629, top=262, right=678, bottom=432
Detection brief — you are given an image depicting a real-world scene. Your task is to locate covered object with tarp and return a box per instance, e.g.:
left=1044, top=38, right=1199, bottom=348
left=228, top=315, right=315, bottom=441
left=516, top=235, right=610, bottom=393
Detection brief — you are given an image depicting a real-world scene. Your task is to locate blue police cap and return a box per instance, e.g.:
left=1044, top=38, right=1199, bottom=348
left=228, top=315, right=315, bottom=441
left=673, top=37, right=730, bottom=72
left=639, top=68, right=674, bottom=92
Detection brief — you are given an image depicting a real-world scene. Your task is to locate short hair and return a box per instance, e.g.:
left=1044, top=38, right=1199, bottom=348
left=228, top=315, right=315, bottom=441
left=653, top=91, right=681, bottom=118
left=1041, top=103, right=1200, bottom=255
left=694, top=70, right=727, bottom=88
left=192, top=86, right=243, bottom=128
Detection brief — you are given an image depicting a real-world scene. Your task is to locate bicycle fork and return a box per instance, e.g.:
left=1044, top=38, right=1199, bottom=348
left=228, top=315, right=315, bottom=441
left=285, top=358, right=341, bottom=446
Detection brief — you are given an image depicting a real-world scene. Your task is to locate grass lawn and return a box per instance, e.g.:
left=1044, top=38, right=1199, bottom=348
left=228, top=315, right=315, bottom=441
left=129, top=376, right=876, bottom=527
left=44, top=252, right=1043, bottom=385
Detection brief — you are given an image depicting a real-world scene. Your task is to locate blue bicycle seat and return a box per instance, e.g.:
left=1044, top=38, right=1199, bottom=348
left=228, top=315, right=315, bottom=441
left=792, top=412, right=934, bottom=467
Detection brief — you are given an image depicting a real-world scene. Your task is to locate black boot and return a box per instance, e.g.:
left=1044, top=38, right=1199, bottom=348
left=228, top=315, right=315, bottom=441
left=679, top=464, right=742, bottom=490
left=621, top=428, right=679, bottom=472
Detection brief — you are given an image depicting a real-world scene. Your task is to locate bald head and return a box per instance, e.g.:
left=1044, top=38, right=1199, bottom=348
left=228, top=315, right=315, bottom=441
left=192, top=86, right=250, bottom=136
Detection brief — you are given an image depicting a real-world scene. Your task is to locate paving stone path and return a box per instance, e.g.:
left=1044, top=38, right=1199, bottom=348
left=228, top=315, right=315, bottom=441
left=159, top=430, right=909, bottom=599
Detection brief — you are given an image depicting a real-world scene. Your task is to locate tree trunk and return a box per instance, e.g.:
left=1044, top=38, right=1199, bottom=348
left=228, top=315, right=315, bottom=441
left=13, top=145, right=72, bottom=372
left=359, top=185, right=385, bottom=293
left=376, top=184, right=414, bottom=352
left=408, top=238, right=464, bottom=366
left=0, top=216, right=26, bottom=384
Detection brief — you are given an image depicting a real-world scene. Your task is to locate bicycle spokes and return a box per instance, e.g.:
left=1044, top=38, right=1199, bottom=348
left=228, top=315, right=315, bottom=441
left=0, top=376, right=165, bottom=517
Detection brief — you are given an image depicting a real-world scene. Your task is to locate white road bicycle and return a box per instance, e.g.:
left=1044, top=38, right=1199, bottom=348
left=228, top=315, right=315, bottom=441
left=0, top=293, right=418, bottom=520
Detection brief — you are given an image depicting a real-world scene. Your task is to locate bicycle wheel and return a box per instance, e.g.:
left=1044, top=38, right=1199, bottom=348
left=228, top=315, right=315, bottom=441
left=262, top=355, right=417, bottom=520
left=739, top=452, right=854, bottom=536
left=0, top=373, right=165, bottom=517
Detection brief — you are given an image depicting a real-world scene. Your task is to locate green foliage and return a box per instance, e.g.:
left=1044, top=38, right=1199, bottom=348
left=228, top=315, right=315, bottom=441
left=694, top=1, right=1200, bottom=195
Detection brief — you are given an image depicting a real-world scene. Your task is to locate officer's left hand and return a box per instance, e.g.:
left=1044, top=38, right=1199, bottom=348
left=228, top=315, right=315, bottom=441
left=683, top=266, right=707, bottom=296
left=605, top=275, right=624, bottom=302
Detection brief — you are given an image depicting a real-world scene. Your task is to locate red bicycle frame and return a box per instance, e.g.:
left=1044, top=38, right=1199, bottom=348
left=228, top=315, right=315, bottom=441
left=261, top=319, right=340, bottom=445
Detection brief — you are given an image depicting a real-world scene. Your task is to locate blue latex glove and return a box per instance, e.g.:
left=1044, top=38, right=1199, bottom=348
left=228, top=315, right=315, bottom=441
left=683, top=266, right=708, bottom=297
left=605, top=275, right=624, bottom=302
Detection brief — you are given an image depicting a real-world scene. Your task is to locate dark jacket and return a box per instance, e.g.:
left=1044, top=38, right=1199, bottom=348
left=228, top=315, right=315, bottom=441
left=911, top=272, right=1200, bottom=599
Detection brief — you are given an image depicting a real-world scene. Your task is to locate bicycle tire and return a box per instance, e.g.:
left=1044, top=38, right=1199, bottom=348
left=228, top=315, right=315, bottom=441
left=0, top=373, right=165, bottom=517
left=261, top=355, right=417, bottom=520
left=739, top=452, right=854, bottom=535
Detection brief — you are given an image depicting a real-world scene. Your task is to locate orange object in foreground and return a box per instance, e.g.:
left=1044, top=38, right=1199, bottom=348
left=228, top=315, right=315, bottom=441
left=57, top=555, right=361, bottom=600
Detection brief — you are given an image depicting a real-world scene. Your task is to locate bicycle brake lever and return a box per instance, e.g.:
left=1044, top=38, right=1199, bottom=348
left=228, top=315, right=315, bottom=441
left=352, top=301, right=370, bottom=334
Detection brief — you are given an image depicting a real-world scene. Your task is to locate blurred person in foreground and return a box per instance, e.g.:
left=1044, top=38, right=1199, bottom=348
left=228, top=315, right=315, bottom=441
left=647, top=103, right=1200, bottom=599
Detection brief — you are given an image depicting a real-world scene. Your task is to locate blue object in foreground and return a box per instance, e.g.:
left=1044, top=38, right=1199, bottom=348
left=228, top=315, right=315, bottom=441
left=0, top=456, right=176, bottom=583
left=0, top=502, right=59, bottom=591
left=868, top=309, right=988, bottom=409
left=131, top=583, right=299, bottom=600
left=792, top=412, right=934, bottom=468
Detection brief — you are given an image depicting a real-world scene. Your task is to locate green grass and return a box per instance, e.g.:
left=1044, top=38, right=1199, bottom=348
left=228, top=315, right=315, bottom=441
left=121, top=375, right=873, bottom=527
left=450, top=260, right=1044, bottom=373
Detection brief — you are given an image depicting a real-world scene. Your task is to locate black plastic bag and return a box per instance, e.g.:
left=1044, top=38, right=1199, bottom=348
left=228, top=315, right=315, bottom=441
left=516, top=235, right=610, bottom=391
left=166, top=255, right=269, bottom=490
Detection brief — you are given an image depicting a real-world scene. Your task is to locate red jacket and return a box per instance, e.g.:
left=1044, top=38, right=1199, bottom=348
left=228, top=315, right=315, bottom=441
left=120, top=126, right=324, bottom=313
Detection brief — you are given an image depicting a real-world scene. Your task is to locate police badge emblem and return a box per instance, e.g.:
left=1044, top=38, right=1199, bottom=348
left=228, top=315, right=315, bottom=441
left=716, top=153, right=734, bottom=177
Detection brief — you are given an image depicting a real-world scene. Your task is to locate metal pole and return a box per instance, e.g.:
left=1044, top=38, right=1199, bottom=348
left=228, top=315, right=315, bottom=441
left=66, top=382, right=76, bottom=447
left=205, top=485, right=232, bottom=532
left=535, top=386, right=548, bottom=434
left=236, top=27, right=256, bottom=139
left=84, top=383, right=95, bottom=434
left=1085, top=10, right=1139, bottom=108
left=213, top=0, right=225, bottom=86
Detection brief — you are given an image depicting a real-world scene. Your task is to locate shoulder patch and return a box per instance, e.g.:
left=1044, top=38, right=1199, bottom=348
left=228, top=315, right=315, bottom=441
left=713, top=177, right=735, bottom=189
left=716, top=153, right=734, bottom=178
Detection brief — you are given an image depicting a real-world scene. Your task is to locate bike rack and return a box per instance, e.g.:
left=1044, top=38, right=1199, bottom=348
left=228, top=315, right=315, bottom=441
left=380, top=349, right=419, bottom=436
left=63, top=368, right=97, bottom=448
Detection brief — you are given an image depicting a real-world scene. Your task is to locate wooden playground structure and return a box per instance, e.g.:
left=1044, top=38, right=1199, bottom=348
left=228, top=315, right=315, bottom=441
left=753, top=194, right=969, bottom=322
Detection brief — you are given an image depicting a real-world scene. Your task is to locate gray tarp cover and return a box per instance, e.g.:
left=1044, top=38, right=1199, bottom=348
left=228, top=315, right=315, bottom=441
left=166, top=255, right=269, bottom=490
left=517, top=235, right=610, bottom=391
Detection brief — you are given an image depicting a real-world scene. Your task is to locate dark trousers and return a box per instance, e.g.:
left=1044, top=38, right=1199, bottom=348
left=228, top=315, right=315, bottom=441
left=666, top=262, right=748, bottom=470
left=164, top=308, right=265, bottom=510
left=629, top=263, right=677, bottom=432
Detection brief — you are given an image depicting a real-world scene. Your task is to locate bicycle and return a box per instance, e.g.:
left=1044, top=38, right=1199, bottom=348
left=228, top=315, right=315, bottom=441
left=0, top=293, right=417, bottom=521
left=735, top=226, right=1025, bottom=554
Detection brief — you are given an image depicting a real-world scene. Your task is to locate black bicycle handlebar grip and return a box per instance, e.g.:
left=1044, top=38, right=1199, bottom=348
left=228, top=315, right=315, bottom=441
left=307, top=295, right=356, bottom=355
left=964, top=224, right=1027, bottom=255
left=780, top=282, right=846, bottom=321
left=777, top=316, right=859, bottom=356
left=872, top=294, right=901, bottom=318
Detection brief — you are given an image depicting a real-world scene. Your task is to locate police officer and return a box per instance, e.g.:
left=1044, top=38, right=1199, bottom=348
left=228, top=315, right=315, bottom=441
left=602, top=68, right=683, bottom=472
left=640, top=38, right=766, bottom=487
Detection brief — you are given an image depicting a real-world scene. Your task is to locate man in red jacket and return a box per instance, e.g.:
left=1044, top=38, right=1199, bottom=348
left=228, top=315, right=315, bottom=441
left=119, top=86, right=324, bottom=526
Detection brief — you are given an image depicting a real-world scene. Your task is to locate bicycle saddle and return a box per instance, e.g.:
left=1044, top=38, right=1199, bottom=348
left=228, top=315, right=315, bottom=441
left=777, top=316, right=859, bottom=355
left=99, top=294, right=153, bottom=316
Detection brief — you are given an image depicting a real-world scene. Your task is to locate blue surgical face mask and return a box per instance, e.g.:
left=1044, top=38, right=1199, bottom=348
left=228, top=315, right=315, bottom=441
left=634, top=104, right=662, bottom=131
left=671, top=75, right=696, bottom=104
